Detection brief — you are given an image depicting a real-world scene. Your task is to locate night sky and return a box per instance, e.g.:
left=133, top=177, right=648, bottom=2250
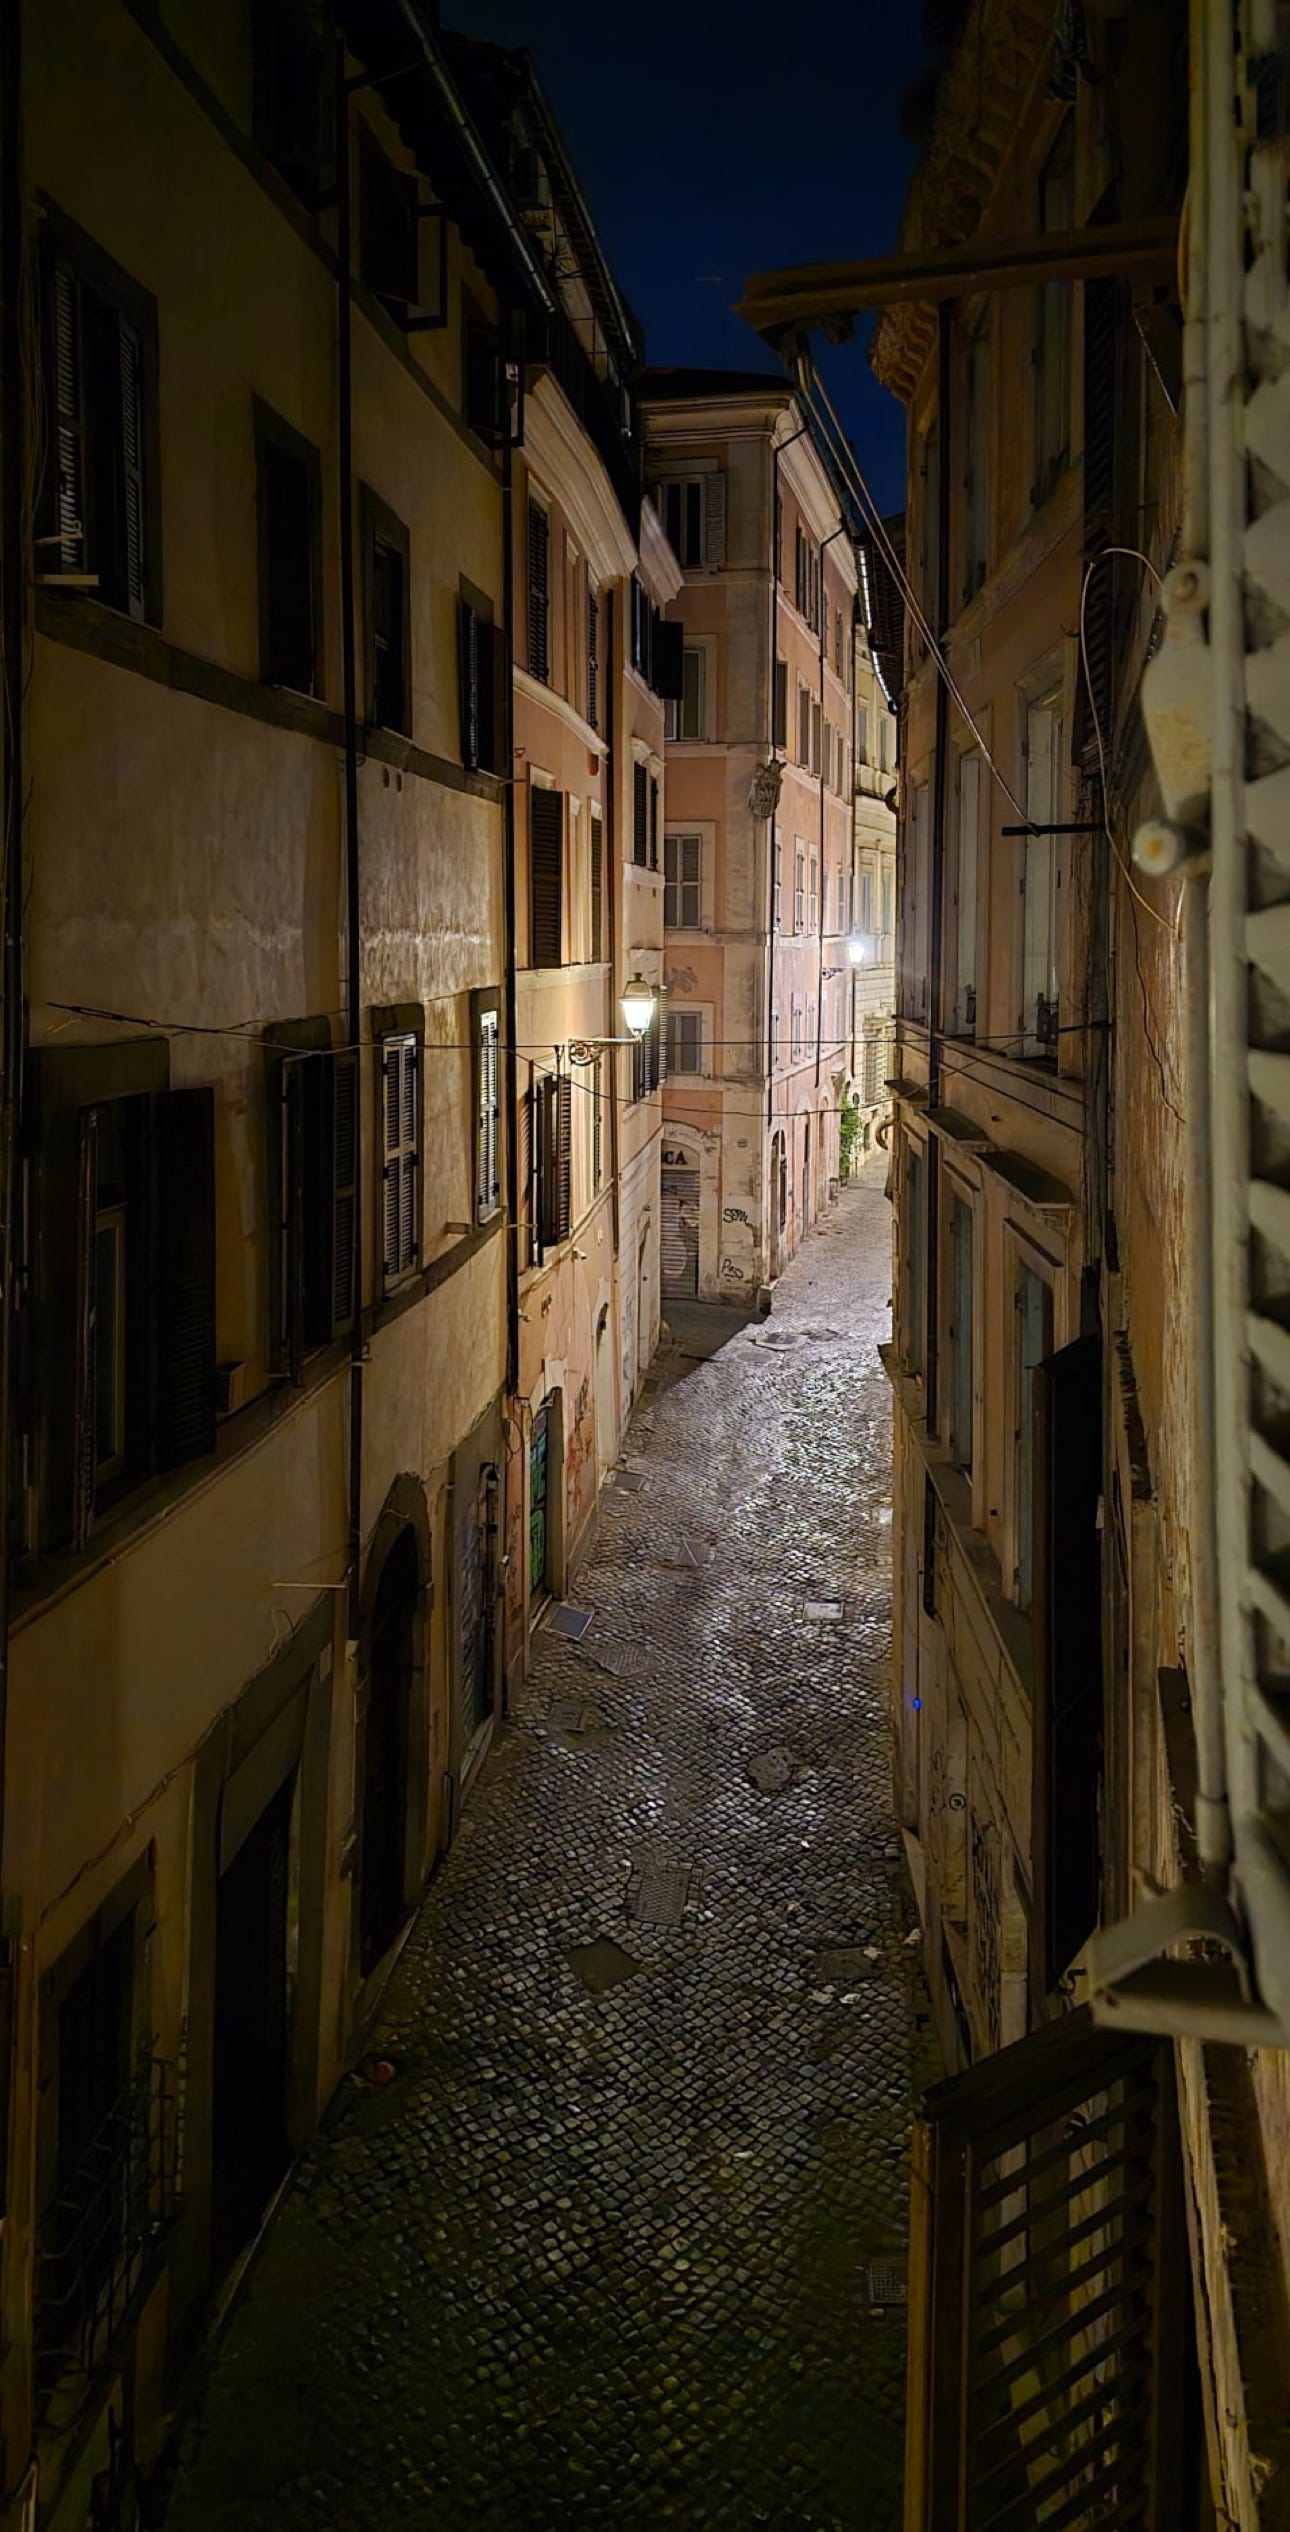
left=443, top=0, right=931, bottom=516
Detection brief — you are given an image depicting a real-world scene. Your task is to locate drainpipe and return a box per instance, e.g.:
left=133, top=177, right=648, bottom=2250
left=766, top=420, right=809, bottom=1131
left=815, top=522, right=848, bottom=1096
left=0, top=0, right=23, bottom=2203
left=501, top=416, right=520, bottom=1395
left=849, top=590, right=860, bottom=1083
left=604, top=585, right=620, bottom=1259
left=923, top=303, right=952, bottom=1435
left=336, top=45, right=364, bottom=1644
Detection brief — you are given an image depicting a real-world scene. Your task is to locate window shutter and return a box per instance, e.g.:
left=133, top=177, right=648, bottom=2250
left=703, top=471, right=726, bottom=568
left=1073, top=275, right=1122, bottom=771
left=663, top=833, right=677, bottom=928
left=489, top=622, right=507, bottom=776
left=773, top=658, right=788, bottom=750
left=474, top=1003, right=500, bottom=1221
left=529, top=787, right=563, bottom=966
left=556, top=1075, right=572, bottom=1242
left=527, top=503, right=549, bottom=681
left=798, top=687, right=810, bottom=764
left=649, top=777, right=660, bottom=871
left=590, top=813, right=603, bottom=962
left=539, top=1074, right=558, bottom=1246
left=51, top=259, right=85, bottom=577
left=72, top=1106, right=98, bottom=1551
left=331, top=1049, right=359, bottom=1331
left=633, top=762, right=648, bottom=867
left=381, top=1035, right=419, bottom=1282
left=155, top=1086, right=217, bottom=1467
left=459, top=597, right=480, bottom=770
left=587, top=588, right=599, bottom=730
left=651, top=617, right=684, bottom=703
left=119, top=316, right=146, bottom=621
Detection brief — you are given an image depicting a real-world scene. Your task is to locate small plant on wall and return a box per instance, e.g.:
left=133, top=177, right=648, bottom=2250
left=839, top=1094, right=862, bottom=1182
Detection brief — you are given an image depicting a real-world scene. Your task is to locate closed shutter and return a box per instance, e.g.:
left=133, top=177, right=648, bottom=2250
left=381, top=1035, right=418, bottom=1285
left=72, top=1107, right=98, bottom=1551
left=527, top=501, right=549, bottom=681
left=119, top=316, right=146, bottom=621
left=155, top=1087, right=217, bottom=1467
left=798, top=686, right=811, bottom=764
left=50, top=259, right=85, bottom=577
left=590, top=814, right=603, bottom=961
left=529, top=787, right=563, bottom=966
left=1074, top=274, right=1122, bottom=771
left=459, top=597, right=480, bottom=770
left=555, top=1075, right=572, bottom=1242
left=773, top=658, right=787, bottom=749
left=649, top=777, right=660, bottom=870
left=587, top=588, right=599, bottom=730
left=704, top=471, right=726, bottom=568
left=331, top=1048, right=359, bottom=1331
left=475, top=1005, right=500, bottom=1220
left=632, top=762, right=648, bottom=866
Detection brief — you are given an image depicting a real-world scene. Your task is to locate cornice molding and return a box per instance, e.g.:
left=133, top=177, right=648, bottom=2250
left=525, top=374, right=638, bottom=584
left=638, top=496, right=684, bottom=604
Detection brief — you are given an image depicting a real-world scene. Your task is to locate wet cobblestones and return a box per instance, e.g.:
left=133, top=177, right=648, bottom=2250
left=162, top=1172, right=935, bottom=2532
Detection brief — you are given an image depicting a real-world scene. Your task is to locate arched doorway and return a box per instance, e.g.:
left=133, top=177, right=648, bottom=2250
left=359, top=1524, right=418, bottom=1975
left=770, top=1130, right=788, bottom=1278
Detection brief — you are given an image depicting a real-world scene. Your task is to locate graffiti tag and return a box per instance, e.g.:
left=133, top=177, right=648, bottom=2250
left=722, top=1206, right=749, bottom=1225
left=721, top=1259, right=748, bottom=1281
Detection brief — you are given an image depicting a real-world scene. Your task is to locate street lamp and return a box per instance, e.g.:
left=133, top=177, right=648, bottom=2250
left=620, top=974, right=657, bottom=1039
left=847, top=934, right=872, bottom=967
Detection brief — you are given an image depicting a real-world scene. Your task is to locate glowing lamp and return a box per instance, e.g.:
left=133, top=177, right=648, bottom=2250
left=620, top=975, right=656, bottom=1039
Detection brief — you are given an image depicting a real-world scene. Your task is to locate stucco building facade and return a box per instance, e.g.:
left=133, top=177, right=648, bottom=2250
left=639, top=375, right=864, bottom=1307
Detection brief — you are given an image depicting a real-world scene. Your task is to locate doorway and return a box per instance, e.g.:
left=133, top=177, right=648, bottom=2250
left=359, top=1525, right=417, bottom=1976
left=661, top=1164, right=700, bottom=1297
left=594, top=1304, right=616, bottom=1483
left=529, top=1399, right=551, bottom=1607
left=211, top=1771, right=294, bottom=2275
left=803, top=1118, right=812, bottom=1231
left=771, top=1131, right=788, bottom=1277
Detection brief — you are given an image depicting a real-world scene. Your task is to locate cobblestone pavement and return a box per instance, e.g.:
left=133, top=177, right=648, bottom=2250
left=162, top=1170, right=935, bottom=2532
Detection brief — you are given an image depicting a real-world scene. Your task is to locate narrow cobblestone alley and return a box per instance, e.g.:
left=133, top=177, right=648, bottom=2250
left=161, top=1171, right=933, bottom=2532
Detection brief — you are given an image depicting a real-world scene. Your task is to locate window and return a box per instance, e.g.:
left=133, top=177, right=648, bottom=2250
left=587, top=587, right=600, bottom=731
left=921, top=419, right=942, bottom=625
left=379, top=1031, right=419, bottom=1287
left=811, top=697, right=823, bottom=777
left=633, top=762, right=648, bottom=868
left=253, top=0, right=333, bottom=205
left=664, top=833, right=703, bottom=929
left=861, top=1030, right=884, bottom=1106
left=881, top=868, right=893, bottom=938
left=795, top=526, right=822, bottom=630
left=791, top=997, right=803, bottom=1063
left=906, top=781, right=930, bottom=1022
left=631, top=1006, right=660, bottom=1103
left=666, top=1011, right=703, bottom=1075
left=669, top=645, right=706, bottom=741
left=33, top=1045, right=217, bottom=1554
left=952, top=752, right=980, bottom=1036
left=880, top=715, right=892, bottom=772
left=473, top=992, right=501, bottom=1225
left=858, top=703, right=870, bottom=762
left=860, top=867, right=873, bottom=934
left=529, top=786, right=563, bottom=966
left=464, top=300, right=506, bottom=443
left=948, top=1194, right=974, bottom=1469
left=1015, top=1261, right=1053, bottom=1608
left=1022, top=687, right=1062, bottom=1054
left=39, top=216, right=160, bottom=622
left=809, top=855, right=819, bottom=934
left=963, top=320, right=989, bottom=598
left=358, top=125, right=419, bottom=318
left=362, top=490, right=410, bottom=735
left=795, top=847, right=805, bottom=933
left=1034, top=120, right=1074, bottom=501
left=834, top=607, right=846, bottom=679
left=272, top=1030, right=358, bottom=1381
left=537, top=1073, right=572, bottom=1249
left=660, top=477, right=705, bottom=568
left=773, top=657, right=788, bottom=750
left=905, top=1144, right=926, bottom=1376
left=255, top=401, right=321, bottom=696
left=798, top=684, right=812, bottom=767
left=590, top=813, right=604, bottom=961
left=527, top=499, right=550, bottom=682
left=772, top=834, right=782, bottom=932
left=458, top=578, right=504, bottom=774
left=592, top=1056, right=605, bottom=1192
left=649, top=776, right=660, bottom=871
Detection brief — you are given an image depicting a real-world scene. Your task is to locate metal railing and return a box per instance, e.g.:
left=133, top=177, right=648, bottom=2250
left=34, top=2055, right=177, bottom=2430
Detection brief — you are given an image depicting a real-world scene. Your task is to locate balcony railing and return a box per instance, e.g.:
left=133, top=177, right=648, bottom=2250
left=35, top=2055, right=178, bottom=2431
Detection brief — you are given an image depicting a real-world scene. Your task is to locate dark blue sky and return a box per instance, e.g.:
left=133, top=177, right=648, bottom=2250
left=443, top=0, right=929, bottom=515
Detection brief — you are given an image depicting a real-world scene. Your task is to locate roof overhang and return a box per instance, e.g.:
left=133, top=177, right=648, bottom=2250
left=736, top=217, right=1179, bottom=344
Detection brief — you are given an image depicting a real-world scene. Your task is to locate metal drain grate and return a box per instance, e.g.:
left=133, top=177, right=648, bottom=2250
left=864, top=2261, right=908, bottom=2309
left=549, top=1604, right=595, bottom=1641
left=613, top=1469, right=647, bottom=1494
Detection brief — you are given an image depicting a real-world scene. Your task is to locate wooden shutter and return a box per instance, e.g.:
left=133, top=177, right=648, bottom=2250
left=704, top=471, right=726, bottom=568
left=555, top=1075, right=572, bottom=1242
left=529, top=787, right=563, bottom=967
left=1035, top=1331, right=1104, bottom=1991
left=587, top=588, right=599, bottom=730
left=651, top=618, right=684, bottom=703
left=489, top=622, right=507, bottom=776
left=381, top=1035, right=418, bottom=1284
left=474, top=1002, right=500, bottom=1221
left=773, top=658, right=787, bottom=750
left=649, top=777, right=660, bottom=871
left=459, top=597, right=481, bottom=770
left=119, top=315, right=146, bottom=621
left=590, top=814, right=603, bottom=962
left=633, top=762, right=648, bottom=866
left=527, top=502, right=549, bottom=680
left=538, top=1074, right=559, bottom=1247
left=72, top=1106, right=98, bottom=1550
left=50, top=258, right=85, bottom=577
left=155, top=1087, right=217, bottom=1467
left=331, top=1049, right=359, bottom=1332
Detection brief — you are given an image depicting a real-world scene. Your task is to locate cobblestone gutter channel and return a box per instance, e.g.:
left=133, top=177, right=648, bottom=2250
left=162, top=1171, right=936, bottom=2532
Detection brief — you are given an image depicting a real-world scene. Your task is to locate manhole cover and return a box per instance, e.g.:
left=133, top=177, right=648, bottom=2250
left=626, top=1858, right=696, bottom=1926
left=805, top=1599, right=844, bottom=1622
left=548, top=1699, right=614, bottom=1745
left=567, top=1937, right=641, bottom=1995
left=865, top=2261, right=908, bottom=2309
left=614, top=1469, right=647, bottom=1494
left=750, top=1329, right=802, bottom=1351
left=549, top=1603, right=595, bottom=1641
left=585, top=1641, right=654, bottom=1679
